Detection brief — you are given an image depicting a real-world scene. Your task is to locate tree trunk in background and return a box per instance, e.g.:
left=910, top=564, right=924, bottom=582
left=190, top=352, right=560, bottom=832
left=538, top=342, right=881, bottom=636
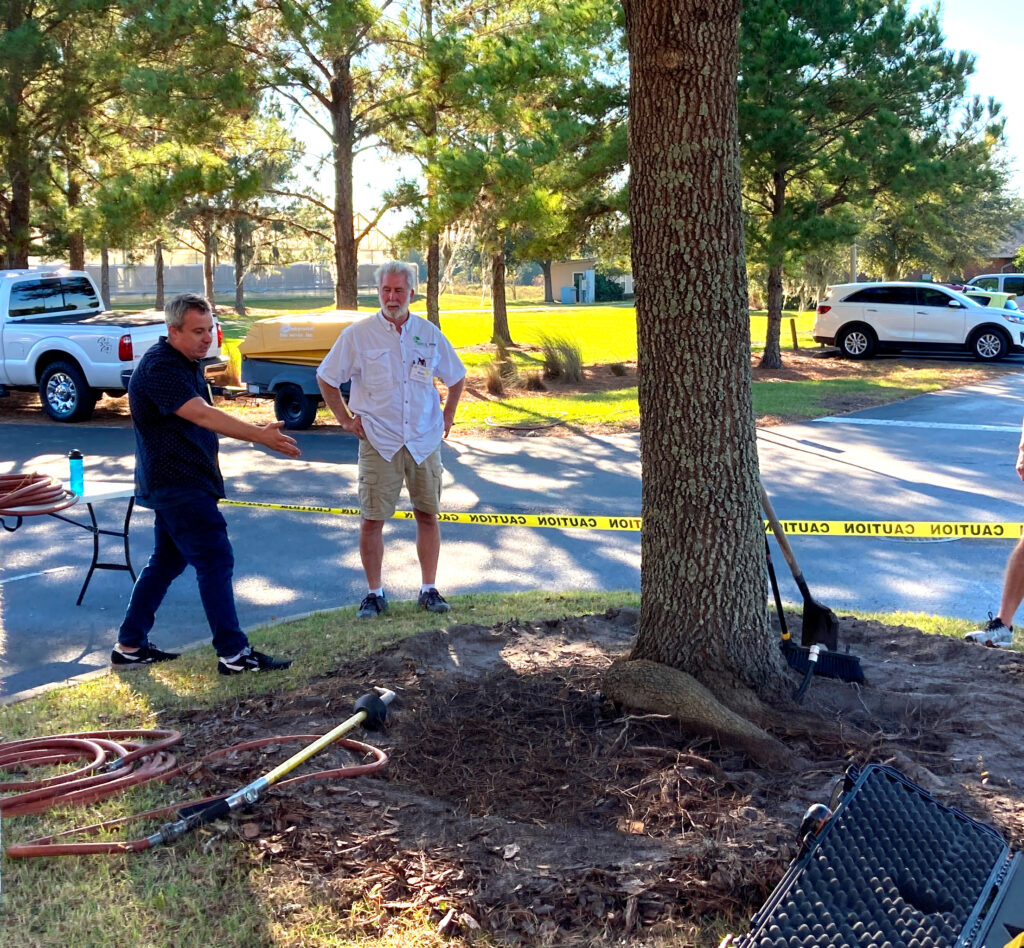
left=154, top=240, right=165, bottom=311
left=541, top=261, right=554, bottom=303
left=233, top=215, right=247, bottom=315
left=202, top=218, right=215, bottom=305
left=490, top=250, right=512, bottom=345
left=331, top=56, right=358, bottom=309
left=624, top=0, right=784, bottom=694
left=66, top=165, right=85, bottom=271
left=100, top=244, right=111, bottom=309
left=761, top=261, right=784, bottom=368
left=426, top=232, right=441, bottom=327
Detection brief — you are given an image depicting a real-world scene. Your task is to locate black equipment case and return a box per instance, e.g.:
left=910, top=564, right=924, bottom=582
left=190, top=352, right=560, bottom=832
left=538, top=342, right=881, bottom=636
left=724, top=763, right=1024, bottom=947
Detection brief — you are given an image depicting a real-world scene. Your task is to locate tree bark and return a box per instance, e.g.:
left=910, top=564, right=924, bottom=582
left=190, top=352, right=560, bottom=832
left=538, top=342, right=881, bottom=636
left=100, top=243, right=111, bottom=309
left=760, top=261, right=784, bottom=368
left=154, top=239, right=165, bottom=311
left=233, top=215, right=247, bottom=316
left=202, top=216, right=215, bottom=305
left=426, top=232, right=441, bottom=327
left=541, top=260, right=554, bottom=303
left=623, top=0, right=785, bottom=696
left=759, top=169, right=788, bottom=369
left=66, top=163, right=85, bottom=271
left=331, top=57, right=358, bottom=309
left=490, top=250, right=512, bottom=345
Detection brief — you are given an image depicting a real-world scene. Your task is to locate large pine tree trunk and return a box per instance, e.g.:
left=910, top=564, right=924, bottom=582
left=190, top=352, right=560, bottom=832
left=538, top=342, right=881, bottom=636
left=624, top=0, right=782, bottom=694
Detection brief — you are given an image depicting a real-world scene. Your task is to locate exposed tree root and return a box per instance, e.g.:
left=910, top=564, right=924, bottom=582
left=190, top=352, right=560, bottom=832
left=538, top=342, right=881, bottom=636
left=601, top=659, right=796, bottom=770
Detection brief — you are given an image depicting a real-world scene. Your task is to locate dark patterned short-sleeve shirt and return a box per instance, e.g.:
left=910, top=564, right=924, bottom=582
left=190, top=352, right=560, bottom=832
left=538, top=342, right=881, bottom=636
left=129, top=337, right=224, bottom=507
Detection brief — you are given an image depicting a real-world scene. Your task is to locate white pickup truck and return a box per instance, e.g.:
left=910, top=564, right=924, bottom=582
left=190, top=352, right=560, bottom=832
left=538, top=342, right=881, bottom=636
left=0, top=268, right=226, bottom=422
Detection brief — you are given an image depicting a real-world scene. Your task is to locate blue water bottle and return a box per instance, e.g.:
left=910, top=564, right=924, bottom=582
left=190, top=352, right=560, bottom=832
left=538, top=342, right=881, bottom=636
left=68, top=449, right=84, bottom=495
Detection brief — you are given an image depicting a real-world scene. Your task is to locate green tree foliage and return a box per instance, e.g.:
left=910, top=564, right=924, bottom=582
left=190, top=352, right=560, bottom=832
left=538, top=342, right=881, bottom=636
left=739, top=0, right=1007, bottom=368
left=860, top=189, right=1023, bottom=280
left=380, top=0, right=625, bottom=336
left=236, top=0, right=394, bottom=308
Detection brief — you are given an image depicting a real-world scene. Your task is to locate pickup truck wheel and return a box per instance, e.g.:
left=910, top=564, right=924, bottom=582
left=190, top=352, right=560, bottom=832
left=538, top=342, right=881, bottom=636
left=274, top=384, right=318, bottom=429
left=39, top=361, right=97, bottom=422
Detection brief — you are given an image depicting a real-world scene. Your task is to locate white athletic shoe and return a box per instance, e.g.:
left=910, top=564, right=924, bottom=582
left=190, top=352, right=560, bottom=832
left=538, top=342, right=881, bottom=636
left=965, top=614, right=1014, bottom=648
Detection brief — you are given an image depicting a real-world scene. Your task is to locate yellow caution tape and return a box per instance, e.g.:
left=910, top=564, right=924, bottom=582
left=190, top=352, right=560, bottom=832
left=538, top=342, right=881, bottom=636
left=219, top=500, right=1024, bottom=538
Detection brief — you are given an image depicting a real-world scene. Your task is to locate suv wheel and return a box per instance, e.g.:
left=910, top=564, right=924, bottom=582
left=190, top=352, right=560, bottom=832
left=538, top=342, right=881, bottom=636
left=970, top=328, right=1009, bottom=362
left=836, top=324, right=877, bottom=359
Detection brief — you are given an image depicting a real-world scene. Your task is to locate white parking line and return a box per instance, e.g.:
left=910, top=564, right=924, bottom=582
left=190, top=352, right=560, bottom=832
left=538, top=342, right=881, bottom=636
left=818, top=417, right=1020, bottom=432
left=0, top=566, right=72, bottom=586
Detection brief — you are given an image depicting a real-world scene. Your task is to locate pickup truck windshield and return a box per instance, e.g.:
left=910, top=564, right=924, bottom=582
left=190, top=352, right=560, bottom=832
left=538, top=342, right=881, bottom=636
left=8, top=277, right=101, bottom=318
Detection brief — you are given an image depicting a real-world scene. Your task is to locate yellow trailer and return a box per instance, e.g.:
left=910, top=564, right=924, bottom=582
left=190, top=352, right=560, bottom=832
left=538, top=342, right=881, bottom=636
left=238, top=310, right=368, bottom=428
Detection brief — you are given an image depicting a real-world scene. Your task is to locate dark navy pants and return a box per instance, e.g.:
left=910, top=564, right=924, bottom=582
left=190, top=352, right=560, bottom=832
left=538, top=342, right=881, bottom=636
left=117, top=493, right=248, bottom=658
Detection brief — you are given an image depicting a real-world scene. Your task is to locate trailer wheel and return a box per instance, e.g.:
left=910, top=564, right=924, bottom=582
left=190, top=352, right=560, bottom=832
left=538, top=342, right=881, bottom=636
left=274, top=384, right=318, bottom=429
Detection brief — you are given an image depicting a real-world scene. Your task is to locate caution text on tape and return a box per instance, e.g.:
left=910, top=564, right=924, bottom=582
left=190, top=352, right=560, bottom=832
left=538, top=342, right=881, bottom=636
left=219, top=500, right=1024, bottom=538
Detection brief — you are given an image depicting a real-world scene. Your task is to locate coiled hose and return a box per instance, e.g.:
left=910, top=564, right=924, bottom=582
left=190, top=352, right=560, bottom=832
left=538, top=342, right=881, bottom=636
left=1, top=728, right=388, bottom=857
left=0, top=472, right=78, bottom=519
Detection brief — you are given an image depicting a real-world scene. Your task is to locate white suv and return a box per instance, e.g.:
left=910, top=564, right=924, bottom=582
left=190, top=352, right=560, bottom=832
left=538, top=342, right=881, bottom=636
left=813, top=281, right=1024, bottom=361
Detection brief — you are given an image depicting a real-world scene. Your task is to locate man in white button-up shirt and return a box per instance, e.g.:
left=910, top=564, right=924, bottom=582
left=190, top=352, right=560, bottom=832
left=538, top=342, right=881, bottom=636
left=317, top=261, right=466, bottom=618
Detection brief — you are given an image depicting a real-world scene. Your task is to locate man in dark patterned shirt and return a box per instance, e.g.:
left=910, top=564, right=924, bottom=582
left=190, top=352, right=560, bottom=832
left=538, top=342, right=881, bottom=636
left=111, top=293, right=301, bottom=675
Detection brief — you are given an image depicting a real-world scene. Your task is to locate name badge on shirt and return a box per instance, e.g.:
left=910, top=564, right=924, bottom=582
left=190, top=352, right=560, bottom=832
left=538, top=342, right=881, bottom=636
left=410, top=362, right=432, bottom=383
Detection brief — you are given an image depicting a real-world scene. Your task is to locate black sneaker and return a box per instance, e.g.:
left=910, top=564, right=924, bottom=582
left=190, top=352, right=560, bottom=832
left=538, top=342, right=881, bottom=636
left=418, top=588, right=451, bottom=614
left=217, top=648, right=293, bottom=676
left=111, top=643, right=180, bottom=666
left=357, top=592, right=388, bottom=618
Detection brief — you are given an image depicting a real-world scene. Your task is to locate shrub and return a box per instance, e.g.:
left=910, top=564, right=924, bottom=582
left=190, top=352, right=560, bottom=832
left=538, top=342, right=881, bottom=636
left=523, top=371, right=547, bottom=391
left=594, top=272, right=625, bottom=302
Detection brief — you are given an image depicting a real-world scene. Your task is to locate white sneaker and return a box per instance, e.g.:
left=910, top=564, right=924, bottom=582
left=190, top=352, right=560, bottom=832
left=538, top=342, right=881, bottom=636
left=965, top=614, right=1014, bottom=648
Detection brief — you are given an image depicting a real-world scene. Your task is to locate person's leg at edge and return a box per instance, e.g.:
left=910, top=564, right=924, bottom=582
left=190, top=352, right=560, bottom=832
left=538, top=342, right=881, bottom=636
left=997, top=536, right=1024, bottom=627
left=117, top=511, right=188, bottom=650
left=413, top=509, right=440, bottom=585
left=158, top=496, right=249, bottom=658
left=359, top=518, right=386, bottom=589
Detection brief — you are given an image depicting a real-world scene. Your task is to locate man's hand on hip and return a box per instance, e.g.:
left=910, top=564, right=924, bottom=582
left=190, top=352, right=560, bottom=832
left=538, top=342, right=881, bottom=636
left=345, top=414, right=366, bottom=439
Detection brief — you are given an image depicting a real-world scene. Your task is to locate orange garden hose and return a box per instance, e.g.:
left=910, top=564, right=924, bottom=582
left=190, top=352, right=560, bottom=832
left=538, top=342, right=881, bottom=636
left=0, top=472, right=78, bottom=518
left=1, top=691, right=393, bottom=857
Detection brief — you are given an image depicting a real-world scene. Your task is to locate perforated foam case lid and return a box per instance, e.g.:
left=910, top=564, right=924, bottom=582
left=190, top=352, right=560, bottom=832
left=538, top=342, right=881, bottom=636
left=732, top=763, right=1024, bottom=948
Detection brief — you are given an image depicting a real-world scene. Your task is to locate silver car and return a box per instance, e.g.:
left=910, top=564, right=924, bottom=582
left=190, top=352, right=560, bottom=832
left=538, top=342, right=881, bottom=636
left=812, top=281, right=1024, bottom=361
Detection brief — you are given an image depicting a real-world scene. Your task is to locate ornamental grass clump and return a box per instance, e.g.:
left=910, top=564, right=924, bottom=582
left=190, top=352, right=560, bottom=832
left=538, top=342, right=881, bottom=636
left=537, top=334, right=584, bottom=383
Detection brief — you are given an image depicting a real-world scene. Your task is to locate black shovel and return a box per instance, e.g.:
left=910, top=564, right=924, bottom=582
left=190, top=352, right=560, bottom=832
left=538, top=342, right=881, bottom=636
left=760, top=484, right=839, bottom=651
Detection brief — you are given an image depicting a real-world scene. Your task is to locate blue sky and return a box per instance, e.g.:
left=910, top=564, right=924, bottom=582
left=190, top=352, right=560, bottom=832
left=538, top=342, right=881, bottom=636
left=920, top=0, right=1023, bottom=194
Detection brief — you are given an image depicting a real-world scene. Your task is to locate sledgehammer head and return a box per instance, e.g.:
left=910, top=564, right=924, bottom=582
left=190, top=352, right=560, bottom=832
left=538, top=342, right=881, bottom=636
left=354, top=688, right=393, bottom=730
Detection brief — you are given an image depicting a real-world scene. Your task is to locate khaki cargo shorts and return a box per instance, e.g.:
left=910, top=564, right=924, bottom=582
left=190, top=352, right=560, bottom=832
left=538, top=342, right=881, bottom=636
left=357, top=441, right=443, bottom=520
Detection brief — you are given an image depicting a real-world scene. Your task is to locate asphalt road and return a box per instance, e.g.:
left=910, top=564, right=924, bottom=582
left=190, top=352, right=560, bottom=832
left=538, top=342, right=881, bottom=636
left=3, top=368, right=1023, bottom=701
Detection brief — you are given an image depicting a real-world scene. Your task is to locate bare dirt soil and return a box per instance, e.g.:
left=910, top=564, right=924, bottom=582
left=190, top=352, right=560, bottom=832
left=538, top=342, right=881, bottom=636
left=167, top=609, right=1024, bottom=946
